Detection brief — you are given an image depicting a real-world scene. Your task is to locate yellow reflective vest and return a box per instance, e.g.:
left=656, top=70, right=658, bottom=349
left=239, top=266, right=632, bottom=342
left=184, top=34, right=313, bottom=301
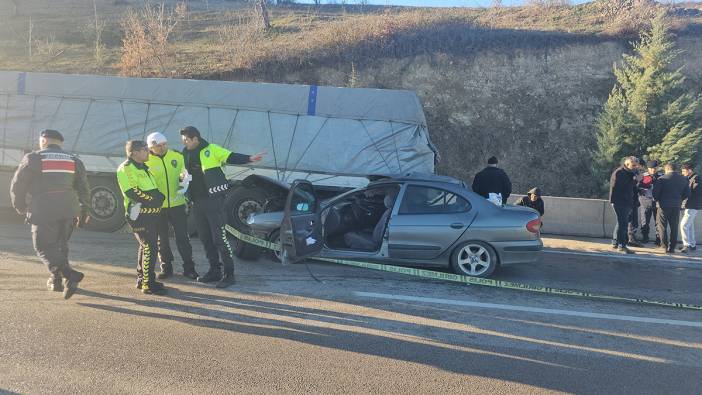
left=116, top=159, right=163, bottom=216
left=146, top=149, right=187, bottom=208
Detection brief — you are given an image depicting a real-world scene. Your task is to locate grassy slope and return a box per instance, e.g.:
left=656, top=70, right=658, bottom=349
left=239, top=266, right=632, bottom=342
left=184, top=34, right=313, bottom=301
left=1, top=0, right=701, bottom=77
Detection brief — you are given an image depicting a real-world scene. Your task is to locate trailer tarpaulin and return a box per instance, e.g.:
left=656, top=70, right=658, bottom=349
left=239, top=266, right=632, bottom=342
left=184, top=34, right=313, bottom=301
left=0, top=71, right=436, bottom=179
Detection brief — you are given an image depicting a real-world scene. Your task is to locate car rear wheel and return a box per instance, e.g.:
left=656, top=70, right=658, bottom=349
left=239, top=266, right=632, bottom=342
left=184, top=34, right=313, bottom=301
left=450, top=241, right=498, bottom=278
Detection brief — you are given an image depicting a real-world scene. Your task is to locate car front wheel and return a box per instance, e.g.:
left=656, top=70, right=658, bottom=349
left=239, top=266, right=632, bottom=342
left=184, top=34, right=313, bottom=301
left=450, top=241, right=498, bottom=278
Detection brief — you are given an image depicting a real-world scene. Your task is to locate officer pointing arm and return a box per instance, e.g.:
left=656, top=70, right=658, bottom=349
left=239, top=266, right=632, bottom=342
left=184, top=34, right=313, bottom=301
left=180, top=126, right=265, bottom=289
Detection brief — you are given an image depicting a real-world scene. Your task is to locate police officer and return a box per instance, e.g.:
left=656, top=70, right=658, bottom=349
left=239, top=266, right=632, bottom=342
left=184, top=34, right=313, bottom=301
left=10, top=129, right=90, bottom=300
left=117, top=140, right=166, bottom=295
left=180, top=126, right=264, bottom=289
left=145, top=132, right=199, bottom=280
left=638, top=160, right=663, bottom=244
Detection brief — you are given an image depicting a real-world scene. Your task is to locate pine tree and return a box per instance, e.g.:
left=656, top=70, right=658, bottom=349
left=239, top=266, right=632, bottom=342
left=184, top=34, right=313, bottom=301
left=593, top=12, right=701, bottom=190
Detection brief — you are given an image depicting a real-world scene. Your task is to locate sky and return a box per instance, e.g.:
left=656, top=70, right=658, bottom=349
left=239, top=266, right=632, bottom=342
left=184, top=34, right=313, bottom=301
left=295, top=0, right=698, bottom=6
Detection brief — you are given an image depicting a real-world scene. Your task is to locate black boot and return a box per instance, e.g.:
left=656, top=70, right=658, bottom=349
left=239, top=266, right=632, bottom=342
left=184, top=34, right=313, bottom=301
left=142, top=281, right=167, bottom=295
left=63, top=269, right=84, bottom=300
left=197, top=268, right=222, bottom=283
left=156, top=262, right=173, bottom=280
left=182, top=263, right=199, bottom=280
left=47, top=274, right=63, bottom=292
left=216, top=273, right=235, bottom=289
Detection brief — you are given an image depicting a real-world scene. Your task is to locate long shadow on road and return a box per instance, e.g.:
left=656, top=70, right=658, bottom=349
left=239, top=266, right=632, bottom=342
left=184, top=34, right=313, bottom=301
left=74, top=288, right=702, bottom=394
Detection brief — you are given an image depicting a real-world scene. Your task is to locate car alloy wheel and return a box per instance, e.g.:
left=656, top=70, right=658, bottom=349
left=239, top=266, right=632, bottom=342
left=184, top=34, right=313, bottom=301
left=451, top=241, right=498, bottom=278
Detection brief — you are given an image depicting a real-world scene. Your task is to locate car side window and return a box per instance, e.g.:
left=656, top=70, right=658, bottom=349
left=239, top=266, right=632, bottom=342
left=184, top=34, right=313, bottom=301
left=399, top=186, right=471, bottom=214
left=290, top=183, right=317, bottom=215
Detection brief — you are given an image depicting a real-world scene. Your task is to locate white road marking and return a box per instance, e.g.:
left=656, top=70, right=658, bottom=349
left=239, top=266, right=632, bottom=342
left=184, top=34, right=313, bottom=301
left=355, top=292, right=702, bottom=328
left=544, top=249, right=702, bottom=264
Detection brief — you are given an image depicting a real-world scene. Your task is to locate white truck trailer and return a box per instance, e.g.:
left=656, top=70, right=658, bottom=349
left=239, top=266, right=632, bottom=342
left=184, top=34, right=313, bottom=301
left=0, top=71, right=436, bottom=254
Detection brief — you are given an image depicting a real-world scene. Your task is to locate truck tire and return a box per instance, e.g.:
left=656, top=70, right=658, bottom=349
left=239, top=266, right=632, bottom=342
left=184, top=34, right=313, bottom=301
left=224, top=186, right=267, bottom=261
left=85, top=176, right=125, bottom=232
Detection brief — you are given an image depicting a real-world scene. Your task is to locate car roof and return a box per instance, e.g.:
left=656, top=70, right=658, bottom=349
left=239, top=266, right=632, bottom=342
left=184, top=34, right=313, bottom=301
left=367, top=172, right=466, bottom=187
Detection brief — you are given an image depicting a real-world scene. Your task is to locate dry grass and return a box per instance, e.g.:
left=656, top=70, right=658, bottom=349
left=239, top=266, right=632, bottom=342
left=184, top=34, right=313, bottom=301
left=0, top=0, right=700, bottom=77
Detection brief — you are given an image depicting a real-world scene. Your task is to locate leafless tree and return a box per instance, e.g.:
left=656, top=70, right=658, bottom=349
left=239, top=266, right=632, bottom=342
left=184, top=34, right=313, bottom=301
left=92, top=0, right=106, bottom=64
left=119, top=2, right=183, bottom=76
left=254, top=0, right=271, bottom=30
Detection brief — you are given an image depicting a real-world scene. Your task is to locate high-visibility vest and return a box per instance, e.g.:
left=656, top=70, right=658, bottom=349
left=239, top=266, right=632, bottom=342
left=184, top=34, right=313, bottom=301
left=116, top=159, right=161, bottom=215
left=186, top=143, right=232, bottom=196
left=146, top=149, right=187, bottom=208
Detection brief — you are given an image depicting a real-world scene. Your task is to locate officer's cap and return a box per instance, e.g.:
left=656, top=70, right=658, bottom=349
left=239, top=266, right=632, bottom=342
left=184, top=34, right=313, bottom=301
left=40, top=129, right=63, bottom=142
left=147, top=132, right=167, bottom=147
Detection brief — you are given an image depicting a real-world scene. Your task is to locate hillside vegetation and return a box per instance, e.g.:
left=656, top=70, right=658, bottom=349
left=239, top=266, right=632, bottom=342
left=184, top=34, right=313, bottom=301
left=1, top=0, right=701, bottom=77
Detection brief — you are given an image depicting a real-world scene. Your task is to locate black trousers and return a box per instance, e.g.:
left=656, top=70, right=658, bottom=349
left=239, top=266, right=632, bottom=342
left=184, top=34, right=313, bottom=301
left=628, top=205, right=639, bottom=242
left=156, top=205, right=194, bottom=270
left=656, top=207, right=681, bottom=251
left=612, top=204, right=632, bottom=247
left=639, top=197, right=658, bottom=239
left=131, top=217, right=158, bottom=289
left=31, top=219, right=75, bottom=278
left=192, top=195, right=234, bottom=275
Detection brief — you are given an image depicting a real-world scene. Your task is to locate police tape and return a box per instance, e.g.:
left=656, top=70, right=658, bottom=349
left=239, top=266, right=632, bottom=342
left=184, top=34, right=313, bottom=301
left=225, top=225, right=702, bottom=312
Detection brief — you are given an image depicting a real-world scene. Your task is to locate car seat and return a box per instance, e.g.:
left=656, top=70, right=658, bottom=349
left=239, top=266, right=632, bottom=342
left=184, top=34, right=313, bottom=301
left=343, top=194, right=396, bottom=251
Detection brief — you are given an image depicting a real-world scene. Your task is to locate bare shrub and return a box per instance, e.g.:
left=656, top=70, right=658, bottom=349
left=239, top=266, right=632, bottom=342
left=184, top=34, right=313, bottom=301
left=119, top=1, right=184, bottom=76
left=34, top=34, right=64, bottom=59
left=216, top=14, right=265, bottom=69
left=596, top=0, right=660, bottom=35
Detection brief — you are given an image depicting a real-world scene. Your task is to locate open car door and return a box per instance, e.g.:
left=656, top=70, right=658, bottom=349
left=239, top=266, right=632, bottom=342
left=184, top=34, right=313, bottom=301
left=280, top=180, right=323, bottom=264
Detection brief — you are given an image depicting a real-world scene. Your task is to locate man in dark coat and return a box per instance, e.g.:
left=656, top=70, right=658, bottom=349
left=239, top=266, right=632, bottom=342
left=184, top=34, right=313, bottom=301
left=471, top=156, right=512, bottom=205
left=609, top=156, right=638, bottom=254
left=679, top=163, right=701, bottom=253
left=653, top=163, right=690, bottom=254
left=10, top=129, right=90, bottom=299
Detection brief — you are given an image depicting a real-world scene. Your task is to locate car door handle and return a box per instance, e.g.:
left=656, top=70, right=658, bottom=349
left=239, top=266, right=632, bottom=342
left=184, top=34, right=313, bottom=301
left=450, top=223, right=464, bottom=229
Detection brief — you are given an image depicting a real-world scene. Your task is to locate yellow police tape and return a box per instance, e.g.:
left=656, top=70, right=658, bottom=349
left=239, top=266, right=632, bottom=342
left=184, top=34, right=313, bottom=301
left=225, top=225, right=702, bottom=312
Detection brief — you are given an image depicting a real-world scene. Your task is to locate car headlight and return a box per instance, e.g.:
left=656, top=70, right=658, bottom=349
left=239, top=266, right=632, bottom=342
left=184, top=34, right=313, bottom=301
left=246, top=213, right=255, bottom=225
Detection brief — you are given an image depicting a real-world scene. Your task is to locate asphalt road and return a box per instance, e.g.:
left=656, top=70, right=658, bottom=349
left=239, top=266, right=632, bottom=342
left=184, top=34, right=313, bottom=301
left=1, top=218, right=702, bottom=394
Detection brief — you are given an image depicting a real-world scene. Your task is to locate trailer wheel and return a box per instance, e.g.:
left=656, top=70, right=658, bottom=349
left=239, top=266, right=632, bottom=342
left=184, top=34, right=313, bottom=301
left=224, top=186, right=267, bottom=261
left=85, top=176, right=125, bottom=232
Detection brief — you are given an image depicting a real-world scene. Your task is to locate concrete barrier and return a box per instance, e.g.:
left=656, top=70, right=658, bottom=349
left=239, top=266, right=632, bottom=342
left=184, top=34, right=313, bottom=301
left=508, top=194, right=702, bottom=242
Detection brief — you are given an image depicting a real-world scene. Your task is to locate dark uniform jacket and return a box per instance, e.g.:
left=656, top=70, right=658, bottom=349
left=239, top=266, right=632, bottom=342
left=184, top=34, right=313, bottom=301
left=10, top=144, right=90, bottom=224
left=609, top=166, right=636, bottom=206
left=683, top=172, right=702, bottom=210
left=182, top=138, right=250, bottom=201
left=653, top=172, right=690, bottom=209
left=638, top=171, right=663, bottom=200
left=471, top=166, right=512, bottom=205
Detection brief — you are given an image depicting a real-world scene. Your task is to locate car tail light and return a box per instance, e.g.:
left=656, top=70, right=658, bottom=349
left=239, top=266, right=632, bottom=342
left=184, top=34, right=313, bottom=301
left=526, top=218, right=541, bottom=234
